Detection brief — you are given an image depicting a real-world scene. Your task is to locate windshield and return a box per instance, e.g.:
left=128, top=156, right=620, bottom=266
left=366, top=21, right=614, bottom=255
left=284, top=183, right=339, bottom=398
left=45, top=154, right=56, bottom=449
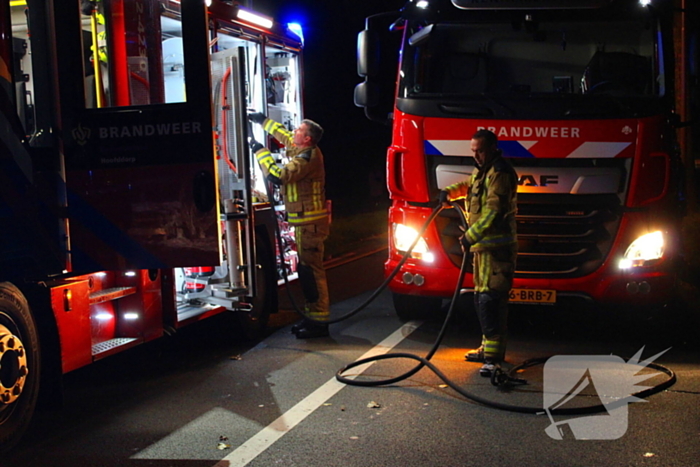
left=399, top=17, right=664, bottom=118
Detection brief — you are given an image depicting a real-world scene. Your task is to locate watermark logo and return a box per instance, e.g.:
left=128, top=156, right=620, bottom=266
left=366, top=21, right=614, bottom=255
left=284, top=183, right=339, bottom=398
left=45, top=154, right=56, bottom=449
left=543, top=347, right=668, bottom=440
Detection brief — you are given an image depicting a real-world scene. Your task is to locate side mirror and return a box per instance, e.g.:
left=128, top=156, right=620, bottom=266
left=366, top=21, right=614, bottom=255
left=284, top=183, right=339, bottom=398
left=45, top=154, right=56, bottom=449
left=355, top=81, right=391, bottom=124
left=354, top=12, right=401, bottom=126
left=354, top=81, right=379, bottom=108
left=357, top=30, right=379, bottom=78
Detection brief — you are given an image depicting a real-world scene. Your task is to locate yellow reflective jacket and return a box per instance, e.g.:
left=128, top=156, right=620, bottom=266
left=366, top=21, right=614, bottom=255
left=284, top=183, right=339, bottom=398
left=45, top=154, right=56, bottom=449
left=255, top=118, right=327, bottom=226
left=444, top=154, right=517, bottom=251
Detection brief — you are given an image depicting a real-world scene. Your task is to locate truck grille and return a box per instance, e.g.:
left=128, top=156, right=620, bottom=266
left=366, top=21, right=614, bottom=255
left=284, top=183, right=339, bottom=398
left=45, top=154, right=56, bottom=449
left=438, top=193, right=621, bottom=278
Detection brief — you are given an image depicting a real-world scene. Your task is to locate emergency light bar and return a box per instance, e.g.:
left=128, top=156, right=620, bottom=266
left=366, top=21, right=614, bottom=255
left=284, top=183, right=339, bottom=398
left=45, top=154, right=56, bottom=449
left=236, top=7, right=273, bottom=29
left=287, top=23, right=304, bottom=44
left=452, top=0, right=611, bottom=9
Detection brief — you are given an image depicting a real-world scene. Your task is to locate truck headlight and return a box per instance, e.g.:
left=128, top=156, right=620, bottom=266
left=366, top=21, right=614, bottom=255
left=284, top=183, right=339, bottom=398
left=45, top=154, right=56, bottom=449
left=393, top=223, right=434, bottom=262
left=619, top=231, right=664, bottom=269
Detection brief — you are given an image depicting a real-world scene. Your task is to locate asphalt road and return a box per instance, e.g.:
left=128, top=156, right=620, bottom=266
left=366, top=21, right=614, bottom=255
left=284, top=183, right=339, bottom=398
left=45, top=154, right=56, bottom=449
left=4, top=251, right=700, bottom=467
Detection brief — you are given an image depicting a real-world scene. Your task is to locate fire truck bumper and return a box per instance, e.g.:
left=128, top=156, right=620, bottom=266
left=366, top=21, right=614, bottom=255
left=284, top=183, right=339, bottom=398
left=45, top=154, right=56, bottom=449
left=385, top=257, right=679, bottom=306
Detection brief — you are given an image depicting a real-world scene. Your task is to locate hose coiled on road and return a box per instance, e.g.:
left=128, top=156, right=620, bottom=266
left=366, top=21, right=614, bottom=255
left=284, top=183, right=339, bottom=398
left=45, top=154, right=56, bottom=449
left=333, top=202, right=676, bottom=414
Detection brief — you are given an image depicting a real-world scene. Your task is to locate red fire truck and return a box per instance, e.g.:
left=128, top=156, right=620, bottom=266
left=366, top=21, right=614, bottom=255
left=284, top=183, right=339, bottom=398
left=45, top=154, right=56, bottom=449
left=0, top=0, right=304, bottom=451
left=355, top=0, right=697, bottom=319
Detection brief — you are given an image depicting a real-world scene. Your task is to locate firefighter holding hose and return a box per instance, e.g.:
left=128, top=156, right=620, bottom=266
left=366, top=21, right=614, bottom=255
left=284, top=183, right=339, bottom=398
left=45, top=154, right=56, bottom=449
left=439, top=129, right=518, bottom=377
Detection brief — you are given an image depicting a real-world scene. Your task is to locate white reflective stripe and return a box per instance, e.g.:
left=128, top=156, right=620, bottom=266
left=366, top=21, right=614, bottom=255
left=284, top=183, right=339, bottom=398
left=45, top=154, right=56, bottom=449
left=215, top=322, right=423, bottom=467
left=566, top=142, right=631, bottom=158
left=428, top=139, right=631, bottom=158
left=428, top=139, right=541, bottom=157
left=430, top=140, right=471, bottom=157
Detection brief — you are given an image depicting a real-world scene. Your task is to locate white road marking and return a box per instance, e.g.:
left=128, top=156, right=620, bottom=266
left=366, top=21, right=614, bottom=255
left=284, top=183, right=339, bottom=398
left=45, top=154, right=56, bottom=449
left=214, top=321, right=422, bottom=467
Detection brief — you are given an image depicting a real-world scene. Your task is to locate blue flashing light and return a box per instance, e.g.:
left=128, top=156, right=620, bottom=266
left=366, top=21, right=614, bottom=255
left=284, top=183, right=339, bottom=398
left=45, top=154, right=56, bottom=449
left=287, top=23, right=304, bottom=44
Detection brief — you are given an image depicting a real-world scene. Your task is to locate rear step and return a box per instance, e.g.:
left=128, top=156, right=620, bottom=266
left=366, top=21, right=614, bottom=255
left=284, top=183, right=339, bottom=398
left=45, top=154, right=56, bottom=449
left=92, top=337, right=140, bottom=359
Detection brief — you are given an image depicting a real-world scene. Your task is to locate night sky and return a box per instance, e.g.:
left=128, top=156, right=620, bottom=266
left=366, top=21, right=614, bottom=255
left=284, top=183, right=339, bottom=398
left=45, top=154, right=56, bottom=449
left=251, top=0, right=406, bottom=215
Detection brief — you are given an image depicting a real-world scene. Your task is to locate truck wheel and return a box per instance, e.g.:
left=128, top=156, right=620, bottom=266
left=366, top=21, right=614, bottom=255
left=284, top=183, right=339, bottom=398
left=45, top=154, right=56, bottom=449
left=238, top=234, right=276, bottom=340
left=0, top=283, right=40, bottom=454
left=392, top=292, right=442, bottom=322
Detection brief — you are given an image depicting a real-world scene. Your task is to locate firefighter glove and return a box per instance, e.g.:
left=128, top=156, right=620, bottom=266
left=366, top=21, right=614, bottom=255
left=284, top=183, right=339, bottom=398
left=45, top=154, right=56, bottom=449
left=438, top=190, right=449, bottom=205
left=250, top=140, right=264, bottom=153
left=248, top=112, right=267, bottom=125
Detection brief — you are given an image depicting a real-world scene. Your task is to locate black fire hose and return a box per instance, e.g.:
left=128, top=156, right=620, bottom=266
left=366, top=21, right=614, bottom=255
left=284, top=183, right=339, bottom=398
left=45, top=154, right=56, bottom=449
left=336, top=348, right=676, bottom=415
left=265, top=173, right=446, bottom=325
left=252, top=119, right=443, bottom=326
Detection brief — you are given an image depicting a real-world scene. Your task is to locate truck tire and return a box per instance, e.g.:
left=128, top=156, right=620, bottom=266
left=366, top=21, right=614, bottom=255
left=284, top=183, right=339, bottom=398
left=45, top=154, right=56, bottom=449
left=0, top=283, right=40, bottom=454
left=238, top=234, right=277, bottom=340
left=392, top=292, right=442, bottom=322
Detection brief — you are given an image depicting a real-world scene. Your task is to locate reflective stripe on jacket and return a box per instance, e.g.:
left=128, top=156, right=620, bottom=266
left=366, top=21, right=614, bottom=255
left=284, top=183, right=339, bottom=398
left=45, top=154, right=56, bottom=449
left=257, top=118, right=327, bottom=225
left=444, top=155, right=517, bottom=251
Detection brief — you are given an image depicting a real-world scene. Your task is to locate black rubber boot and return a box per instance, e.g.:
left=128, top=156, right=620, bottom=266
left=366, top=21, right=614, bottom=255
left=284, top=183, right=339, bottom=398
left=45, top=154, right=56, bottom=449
left=291, top=320, right=309, bottom=334
left=295, top=323, right=329, bottom=339
left=465, top=345, right=485, bottom=362
left=479, top=360, right=499, bottom=378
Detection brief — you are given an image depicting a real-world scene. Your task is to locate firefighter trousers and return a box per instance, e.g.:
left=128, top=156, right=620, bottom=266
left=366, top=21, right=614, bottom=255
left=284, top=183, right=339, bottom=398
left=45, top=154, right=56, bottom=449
left=295, top=221, right=330, bottom=320
left=472, top=247, right=516, bottom=362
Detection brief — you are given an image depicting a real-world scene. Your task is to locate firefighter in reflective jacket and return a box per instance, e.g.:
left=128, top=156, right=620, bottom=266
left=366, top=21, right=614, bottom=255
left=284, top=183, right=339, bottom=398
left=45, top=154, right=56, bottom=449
left=81, top=1, right=108, bottom=62
left=439, top=129, right=518, bottom=377
left=81, top=0, right=108, bottom=107
left=249, top=113, right=330, bottom=339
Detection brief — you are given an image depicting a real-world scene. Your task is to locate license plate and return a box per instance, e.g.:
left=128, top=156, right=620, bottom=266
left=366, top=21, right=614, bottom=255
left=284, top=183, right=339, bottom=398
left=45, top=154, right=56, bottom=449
left=509, top=288, right=556, bottom=304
